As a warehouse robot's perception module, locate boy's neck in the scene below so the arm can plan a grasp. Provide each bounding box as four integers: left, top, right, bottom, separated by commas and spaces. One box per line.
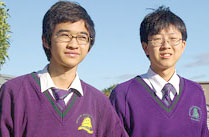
48, 63, 77, 90
151, 66, 175, 82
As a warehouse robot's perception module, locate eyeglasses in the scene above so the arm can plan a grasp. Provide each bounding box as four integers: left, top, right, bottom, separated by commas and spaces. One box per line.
148, 37, 182, 47
56, 33, 91, 45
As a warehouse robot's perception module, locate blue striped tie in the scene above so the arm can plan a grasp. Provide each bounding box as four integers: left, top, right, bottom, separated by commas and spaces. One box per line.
162, 83, 177, 106
52, 88, 71, 110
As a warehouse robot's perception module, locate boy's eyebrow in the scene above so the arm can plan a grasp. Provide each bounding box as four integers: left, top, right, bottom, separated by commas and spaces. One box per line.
167, 32, 178, 35
154, 32, 179, 36
79, 32, 89, 36
57, 29, 70, 33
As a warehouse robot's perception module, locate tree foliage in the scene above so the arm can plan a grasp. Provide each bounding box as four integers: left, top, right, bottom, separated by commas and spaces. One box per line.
102, 84, 117, 97
0, 1, 10, 69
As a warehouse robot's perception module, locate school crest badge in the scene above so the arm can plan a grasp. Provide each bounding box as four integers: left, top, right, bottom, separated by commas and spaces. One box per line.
77, 114, 94, 134
189, 106, 202, 122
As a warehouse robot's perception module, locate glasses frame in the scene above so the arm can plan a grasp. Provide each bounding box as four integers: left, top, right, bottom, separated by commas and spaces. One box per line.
148, 37, 183, 47
55, 32, 92, 45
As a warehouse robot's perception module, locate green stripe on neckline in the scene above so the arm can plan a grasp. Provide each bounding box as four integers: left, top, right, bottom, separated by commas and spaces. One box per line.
31, 73, 41, 87
31, 72, 78, 118
63, 94, 77, 117
44, 91, 77, 118
136, 76, 183, 112
44, 91, 63, 117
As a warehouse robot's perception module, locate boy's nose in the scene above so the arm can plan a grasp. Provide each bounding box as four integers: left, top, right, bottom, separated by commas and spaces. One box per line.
161, 39, 172, 48
67, 38, 79, 48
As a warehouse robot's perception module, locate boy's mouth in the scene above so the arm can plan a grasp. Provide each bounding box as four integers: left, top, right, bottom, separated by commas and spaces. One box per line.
160, 53, 172, 58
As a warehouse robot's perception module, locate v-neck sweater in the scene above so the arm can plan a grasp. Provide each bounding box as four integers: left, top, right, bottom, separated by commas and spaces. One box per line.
110, 76, 209, 137
0, 73, 128, 137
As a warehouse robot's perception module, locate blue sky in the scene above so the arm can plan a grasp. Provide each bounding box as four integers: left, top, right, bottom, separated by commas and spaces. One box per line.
2, 0, 209, 90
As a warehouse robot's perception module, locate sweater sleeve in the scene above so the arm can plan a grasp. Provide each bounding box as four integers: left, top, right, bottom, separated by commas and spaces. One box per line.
201, 94, 209, 137
195, 83, 209, 137
0, 81, 27, 137
99, 97, 129, 137
0, 84, 14, 137
201, 108, 209, 137
202, 125, 209, 137
110, 85, 131, 135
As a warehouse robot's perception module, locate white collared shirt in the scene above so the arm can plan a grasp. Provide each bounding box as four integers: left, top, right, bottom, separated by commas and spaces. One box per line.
37, 65, 83, 104
140, 67, 180, 100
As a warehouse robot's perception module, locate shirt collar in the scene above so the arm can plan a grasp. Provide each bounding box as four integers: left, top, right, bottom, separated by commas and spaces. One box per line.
168, 72, 180, 94
147, 67, 180, 95
37, 65, 83, 96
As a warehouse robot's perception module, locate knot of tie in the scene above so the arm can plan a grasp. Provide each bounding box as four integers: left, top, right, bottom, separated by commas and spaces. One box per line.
161, 83, 177, 106
52, 88, 70, 100
51, 87, 71, 110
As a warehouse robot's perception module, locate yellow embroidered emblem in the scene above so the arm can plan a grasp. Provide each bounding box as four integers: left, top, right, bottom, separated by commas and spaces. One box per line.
78, 117, 94, 134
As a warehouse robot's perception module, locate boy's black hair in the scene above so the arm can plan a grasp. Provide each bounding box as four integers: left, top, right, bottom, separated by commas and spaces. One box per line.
140, 6, 187, 44
42, 1, 95, 61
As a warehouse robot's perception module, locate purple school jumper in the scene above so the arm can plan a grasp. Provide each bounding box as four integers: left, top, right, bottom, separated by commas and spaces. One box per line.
110, 76, 209, 137
0, 73, 128, 137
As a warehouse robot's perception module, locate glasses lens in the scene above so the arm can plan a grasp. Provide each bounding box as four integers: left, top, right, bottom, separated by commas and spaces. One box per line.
154, 38, 162, 46
77, 34, 89, 45
150, 38, 182, 47
56, 33, 90, 45
149, 38, 162, 47
56, 33, 72, 42
170, 38, 181, 46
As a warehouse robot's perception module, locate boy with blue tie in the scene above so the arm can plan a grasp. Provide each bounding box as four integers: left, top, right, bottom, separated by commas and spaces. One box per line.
110, 6, 209, 137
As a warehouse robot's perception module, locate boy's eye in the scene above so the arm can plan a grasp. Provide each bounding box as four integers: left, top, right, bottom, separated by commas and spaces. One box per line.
169, 37, 179, 41
152, 38, 163, 43
170, 37, 176, 39
77, 35, 88, 41
153, 38, 162, 40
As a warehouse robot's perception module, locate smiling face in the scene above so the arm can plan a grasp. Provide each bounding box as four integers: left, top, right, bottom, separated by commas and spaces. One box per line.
142, 25, 186, 74
43, 20, 90, 71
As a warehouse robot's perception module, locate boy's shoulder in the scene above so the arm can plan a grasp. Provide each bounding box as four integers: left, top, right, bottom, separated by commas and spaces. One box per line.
80, 79, 116, 110
111, 76, 138, 96
80, 80, 100, 92
80, 80, 108, 99
0, 73, 35, 98
116, 77, 137, 88
180, 76, 203, 91
2, 73, 32, 88
180, 76, 206, 99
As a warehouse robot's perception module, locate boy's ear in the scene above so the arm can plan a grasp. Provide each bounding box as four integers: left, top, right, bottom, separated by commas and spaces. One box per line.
88, 44, 91, 52
42, 35, 50, 49
142, 42, 149, 56
181, 40, 186, 52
